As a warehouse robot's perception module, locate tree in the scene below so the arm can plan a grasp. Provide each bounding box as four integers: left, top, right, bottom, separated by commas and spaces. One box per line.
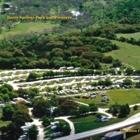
6, 22, 12, 31
133, 105, 138, 110
40, 116, 50, 127
12, 110, 31, 123
2, 105, 15, 120
55, 123, 71, 135
112, 59, 122, 67
105, 78, 113, 86
98, 79, 105, 86
15, 88, 29, 98
0, 87, 9, 94
32, 98, 51, 117
125, 68, 133, 75
3, 94, 10, 102
12, 104, 31, 122
0, 27, 3, 34
28, 125, 39, 140
118, 104, 130, 118
69, 109, 79, 117
79, 105, 89, 115
136, 81, 140, 88
27, 72, 38, 81
60, 100, 78, 115
89, 103, 98, 112
52, 107, 62, 117
14, 118, 25, 126
122, 79, 132, 86
29, 88, 39, 98
7, 122, 23, 140
0, 16, 7, 26
0, 126, 8, 137
126, 103, 130, 113
58, 86, 63, 91
108, 103, 120, 116
96, 113, 102, 119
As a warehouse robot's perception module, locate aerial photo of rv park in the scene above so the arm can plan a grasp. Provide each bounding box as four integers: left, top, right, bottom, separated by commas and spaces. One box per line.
0, 0, 140, 140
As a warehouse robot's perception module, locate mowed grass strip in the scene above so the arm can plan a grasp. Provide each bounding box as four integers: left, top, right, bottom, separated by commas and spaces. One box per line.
0, 22, 59, 39
104, 40, 140, 69
116, 32, 140, 41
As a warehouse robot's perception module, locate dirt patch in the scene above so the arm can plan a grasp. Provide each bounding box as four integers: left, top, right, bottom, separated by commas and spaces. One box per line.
95, 102, 107, 106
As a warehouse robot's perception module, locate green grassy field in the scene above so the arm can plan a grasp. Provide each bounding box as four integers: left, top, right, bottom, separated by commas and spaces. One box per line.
104, 40, 140, 69
0, 0, 4, 6
69, 114, 125, 133
70, 108, 140, 140
107, 89, 140, 106
0, 22, 59, 39
75, 89, 140, 108
116, 32, 140, 41
75, 96, 107, 107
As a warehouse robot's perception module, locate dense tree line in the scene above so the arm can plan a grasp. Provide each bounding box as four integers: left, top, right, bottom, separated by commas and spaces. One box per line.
26, 68, 120, 81
84, 0, 140, 24
0, 30, 119, 69
84, 24, 140, 38
117, 37, 140, 46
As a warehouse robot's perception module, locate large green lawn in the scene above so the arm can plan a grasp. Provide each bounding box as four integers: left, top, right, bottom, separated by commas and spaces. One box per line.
104, 40, 140, 69
70, 108, 140, 140
107, 89, 140, 106
0, 22, 59, 39
70, 113, 127, 133
75, 95, 108, 108
75, 89, 140, 108
116, 32, 140, 41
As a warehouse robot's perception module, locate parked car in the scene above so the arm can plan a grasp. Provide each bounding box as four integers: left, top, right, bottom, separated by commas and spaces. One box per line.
82, 95, 89, 99
51, 121, 59, 126
0, 104, 5, 108
96, 116, 109, 122
51, 125, 57, 130
50, 132, 64, 138
90, 95, 96, 98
